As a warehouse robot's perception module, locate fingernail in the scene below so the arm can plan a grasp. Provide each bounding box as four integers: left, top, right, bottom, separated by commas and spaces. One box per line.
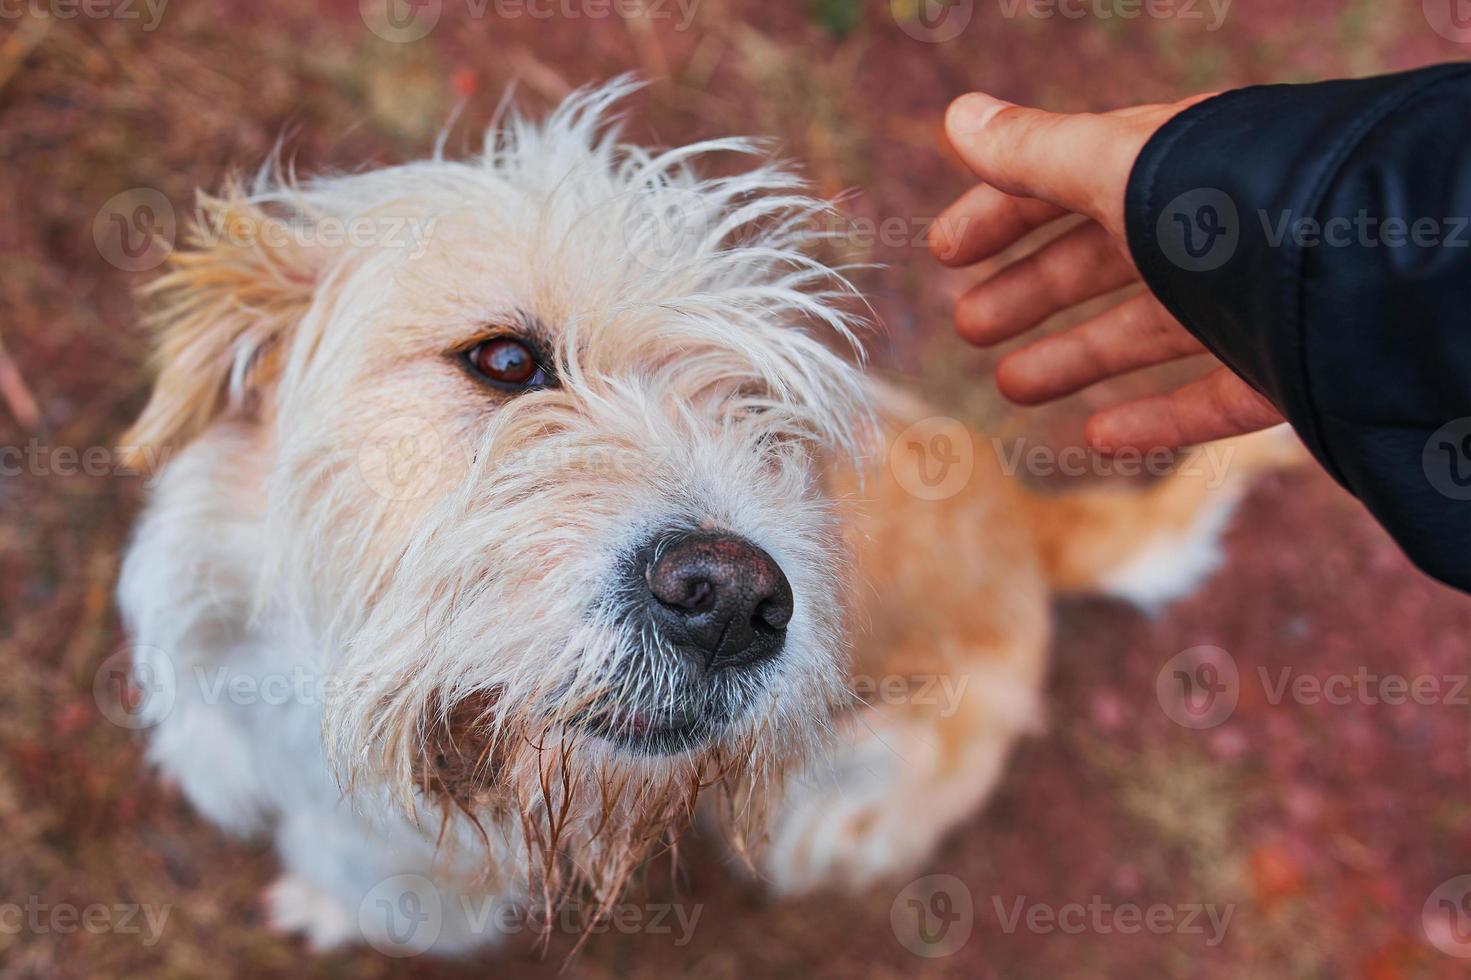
1084, 418, 1116, 454
928, 215, 961, 262
946, 93, 1010, 137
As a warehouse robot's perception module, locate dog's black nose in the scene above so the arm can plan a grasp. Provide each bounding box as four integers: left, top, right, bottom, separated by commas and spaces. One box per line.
641, 532, 793, 671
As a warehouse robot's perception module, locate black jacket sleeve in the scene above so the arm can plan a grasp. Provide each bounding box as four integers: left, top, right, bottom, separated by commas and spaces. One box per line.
1125, 63, 1471, 593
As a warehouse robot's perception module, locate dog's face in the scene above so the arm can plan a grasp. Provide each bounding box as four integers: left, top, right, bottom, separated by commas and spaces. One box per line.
127, 82, 871, 898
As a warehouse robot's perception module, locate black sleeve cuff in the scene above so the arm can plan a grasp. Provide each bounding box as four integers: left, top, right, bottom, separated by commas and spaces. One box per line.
1124, 63, 1471, 591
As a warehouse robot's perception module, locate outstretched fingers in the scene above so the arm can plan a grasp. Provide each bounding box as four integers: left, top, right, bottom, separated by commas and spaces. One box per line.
930, 183, 1067, 267
954, 220, 1136, 346
1085, 367, 1287, 452
995, 292, 1205, 405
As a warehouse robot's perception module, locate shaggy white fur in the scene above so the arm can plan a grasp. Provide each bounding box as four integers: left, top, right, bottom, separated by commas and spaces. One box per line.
118, 77, 1273, 957
119, 78, 876, 955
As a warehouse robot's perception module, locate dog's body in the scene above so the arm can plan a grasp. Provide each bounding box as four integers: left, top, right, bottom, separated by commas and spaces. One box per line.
117, 81, 1280, 954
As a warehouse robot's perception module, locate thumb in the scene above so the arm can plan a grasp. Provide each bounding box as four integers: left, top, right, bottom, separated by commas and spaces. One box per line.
944, 93, 1146, 232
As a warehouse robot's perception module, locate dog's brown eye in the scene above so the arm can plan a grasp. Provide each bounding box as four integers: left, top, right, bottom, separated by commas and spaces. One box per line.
467, 338, 551, 390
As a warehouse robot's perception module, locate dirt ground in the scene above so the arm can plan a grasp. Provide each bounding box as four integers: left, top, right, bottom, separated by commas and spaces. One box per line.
1, 2, 1468, 978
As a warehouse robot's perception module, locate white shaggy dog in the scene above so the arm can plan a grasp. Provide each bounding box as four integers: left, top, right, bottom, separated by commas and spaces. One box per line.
117, 79, 1281, 955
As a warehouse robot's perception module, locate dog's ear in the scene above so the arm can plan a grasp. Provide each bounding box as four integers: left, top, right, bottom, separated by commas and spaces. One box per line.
122, 181, 319, 469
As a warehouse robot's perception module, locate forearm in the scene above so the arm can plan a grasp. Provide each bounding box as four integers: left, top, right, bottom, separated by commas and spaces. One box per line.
1124, 64, 1471, 591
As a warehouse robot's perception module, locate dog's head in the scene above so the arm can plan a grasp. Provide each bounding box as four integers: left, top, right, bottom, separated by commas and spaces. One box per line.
126, 79, 871, 901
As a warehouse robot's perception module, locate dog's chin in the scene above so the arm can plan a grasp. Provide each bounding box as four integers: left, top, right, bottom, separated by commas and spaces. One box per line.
565, 642, 769, 757
575, 685, 751, 757
577, 687, 762, 756
583, 709, 723, 757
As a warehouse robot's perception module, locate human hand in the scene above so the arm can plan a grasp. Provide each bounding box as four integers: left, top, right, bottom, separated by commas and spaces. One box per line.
931, 92, 1285, 451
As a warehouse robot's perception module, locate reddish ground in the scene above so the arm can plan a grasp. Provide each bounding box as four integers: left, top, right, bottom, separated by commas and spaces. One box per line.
0, 2, 1467, 978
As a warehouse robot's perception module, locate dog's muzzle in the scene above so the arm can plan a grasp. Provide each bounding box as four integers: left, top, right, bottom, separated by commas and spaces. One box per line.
583, 530, 793, 755
637, 530, 793, 672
